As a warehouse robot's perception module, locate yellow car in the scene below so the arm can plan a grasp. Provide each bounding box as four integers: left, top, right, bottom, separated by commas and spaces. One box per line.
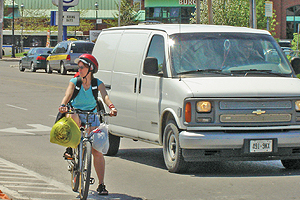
46, 40, 94, 75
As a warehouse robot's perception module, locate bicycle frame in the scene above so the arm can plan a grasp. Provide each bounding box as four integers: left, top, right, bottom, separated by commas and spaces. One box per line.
67, 109, 102, 200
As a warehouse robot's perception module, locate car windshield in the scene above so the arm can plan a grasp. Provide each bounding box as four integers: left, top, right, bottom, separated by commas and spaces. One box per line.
71, 43, 94, 53
169, 33, 293, 77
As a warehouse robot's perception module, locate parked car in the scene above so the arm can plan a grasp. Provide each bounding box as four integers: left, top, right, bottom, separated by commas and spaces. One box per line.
93, 24, 300, 173
19, 47, 52, 72
46, 39, 94, 75
282, 47, 298, 58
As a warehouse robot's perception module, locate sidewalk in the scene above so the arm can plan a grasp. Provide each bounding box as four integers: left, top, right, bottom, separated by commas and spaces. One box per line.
0, 57, 21, 61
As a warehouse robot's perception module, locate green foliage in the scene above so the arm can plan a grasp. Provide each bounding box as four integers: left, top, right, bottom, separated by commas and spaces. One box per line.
104, 0, 139, 27
191, 0, 278, 36
6, 7, 94, 33
291, 33, 300, 51
291, 33, 300, 58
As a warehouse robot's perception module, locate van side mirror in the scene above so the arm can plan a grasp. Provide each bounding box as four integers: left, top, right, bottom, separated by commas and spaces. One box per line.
23, 53, 27, 56
144, 57, 159, 76
291, 57, 300, 74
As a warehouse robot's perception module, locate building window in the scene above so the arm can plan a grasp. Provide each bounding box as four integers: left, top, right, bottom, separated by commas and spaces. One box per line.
146, 7, 195, 24
286, 5, 300, 39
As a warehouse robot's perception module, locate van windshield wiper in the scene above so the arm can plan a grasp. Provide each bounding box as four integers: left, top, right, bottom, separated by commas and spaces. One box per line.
177, 69, 230, 75
229, 69, 289, 77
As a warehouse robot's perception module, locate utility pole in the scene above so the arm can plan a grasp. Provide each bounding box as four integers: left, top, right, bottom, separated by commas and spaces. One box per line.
249, 0, 256, 28
196, 0, 200, 24
0, 0, 3, 59
57, 0, 63, 43
11, 0, 15, 58
208, 0, 213, 24
118, 0, 120, 27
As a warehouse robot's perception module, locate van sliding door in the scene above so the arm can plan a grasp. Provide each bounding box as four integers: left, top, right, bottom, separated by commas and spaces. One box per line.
109, 31, 150, 137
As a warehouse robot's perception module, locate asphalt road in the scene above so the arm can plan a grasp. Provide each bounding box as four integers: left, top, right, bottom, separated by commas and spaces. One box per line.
1, 60, 300, 200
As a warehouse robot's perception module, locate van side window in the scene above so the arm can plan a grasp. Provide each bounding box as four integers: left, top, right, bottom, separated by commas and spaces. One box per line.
145, 35, 165, 75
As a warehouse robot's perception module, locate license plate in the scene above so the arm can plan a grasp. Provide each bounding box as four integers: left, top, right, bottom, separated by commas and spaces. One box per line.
249, 139, 273, 153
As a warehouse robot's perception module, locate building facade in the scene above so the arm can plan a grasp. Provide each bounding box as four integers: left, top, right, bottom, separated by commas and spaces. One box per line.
5, 0, 300, 40
143, 0, 300, 40
273, 0, 300, 39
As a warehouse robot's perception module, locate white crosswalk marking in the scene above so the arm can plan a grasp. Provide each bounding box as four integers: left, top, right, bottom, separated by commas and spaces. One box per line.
0, 157, 76, 200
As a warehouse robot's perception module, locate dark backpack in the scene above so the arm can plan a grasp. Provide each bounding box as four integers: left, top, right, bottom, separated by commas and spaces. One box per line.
70, 77, 98, 103
55, 77, 101, 123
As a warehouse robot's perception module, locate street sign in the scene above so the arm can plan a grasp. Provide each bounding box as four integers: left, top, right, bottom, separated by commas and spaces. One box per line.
265, 1, 273, 17
53, 11, 80, 26
52, 0, 79, 7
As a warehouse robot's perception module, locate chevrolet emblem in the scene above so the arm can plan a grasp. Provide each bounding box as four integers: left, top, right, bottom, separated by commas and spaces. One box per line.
252, 109, 266, 115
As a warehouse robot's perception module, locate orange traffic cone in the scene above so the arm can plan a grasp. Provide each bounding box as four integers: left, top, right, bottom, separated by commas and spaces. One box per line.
0, 190, 11, 200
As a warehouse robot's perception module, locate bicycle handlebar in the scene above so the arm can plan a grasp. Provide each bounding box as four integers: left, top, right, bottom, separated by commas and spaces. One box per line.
65, 107, 110, 117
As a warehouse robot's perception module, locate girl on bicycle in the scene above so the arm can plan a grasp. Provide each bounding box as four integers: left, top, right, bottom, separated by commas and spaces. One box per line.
58, 53, 117, 195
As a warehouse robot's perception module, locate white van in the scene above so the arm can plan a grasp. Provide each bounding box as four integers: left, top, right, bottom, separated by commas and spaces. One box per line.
93, 24, 300, 173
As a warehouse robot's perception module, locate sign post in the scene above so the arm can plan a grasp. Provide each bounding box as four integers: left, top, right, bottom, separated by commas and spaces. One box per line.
265, 1, 273, 31
52, 0, 79, 41
0, 0, 3, 59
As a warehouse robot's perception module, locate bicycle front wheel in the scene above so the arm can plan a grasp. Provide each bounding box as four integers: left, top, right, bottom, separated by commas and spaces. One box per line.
71, 147, 80, 192
79, 141, 92, 200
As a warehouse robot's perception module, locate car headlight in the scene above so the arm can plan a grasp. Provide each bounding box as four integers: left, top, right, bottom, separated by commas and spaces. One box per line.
295, 101, 300, 111
197, 101, 211, 113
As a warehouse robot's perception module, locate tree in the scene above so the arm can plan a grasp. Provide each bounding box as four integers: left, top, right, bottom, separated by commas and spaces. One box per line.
105, 0, 140, 27
191, 0, 278, 37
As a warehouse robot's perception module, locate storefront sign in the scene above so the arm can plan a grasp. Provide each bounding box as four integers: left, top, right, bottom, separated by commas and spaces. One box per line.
52, 0, 79, 7
53, 11, 80, 26
179, 0, 196, 5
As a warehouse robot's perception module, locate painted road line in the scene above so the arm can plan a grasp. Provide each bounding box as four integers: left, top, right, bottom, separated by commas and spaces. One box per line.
6, 104, 28, 111
0, 124, 52, 135
0, 157, 76, 200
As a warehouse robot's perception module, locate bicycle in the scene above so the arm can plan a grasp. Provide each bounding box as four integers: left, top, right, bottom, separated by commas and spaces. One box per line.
65, 108, 109, 200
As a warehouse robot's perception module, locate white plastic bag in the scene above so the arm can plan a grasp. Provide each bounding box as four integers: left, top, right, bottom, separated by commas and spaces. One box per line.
92, 123, 109, 154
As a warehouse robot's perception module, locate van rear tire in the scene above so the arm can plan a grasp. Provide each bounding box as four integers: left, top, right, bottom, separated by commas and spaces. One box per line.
105, 132, 120, 156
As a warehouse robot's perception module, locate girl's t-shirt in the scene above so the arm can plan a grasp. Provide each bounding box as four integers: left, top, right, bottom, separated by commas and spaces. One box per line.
70, 77, 102, 111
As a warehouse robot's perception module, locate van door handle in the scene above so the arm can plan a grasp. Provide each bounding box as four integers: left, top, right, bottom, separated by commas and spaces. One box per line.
134, 78, 137, 93
139, 78, 142, 93
105, 84, 111, 90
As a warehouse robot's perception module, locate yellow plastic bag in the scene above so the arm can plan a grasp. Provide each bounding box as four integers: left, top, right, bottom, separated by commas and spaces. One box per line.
50, 117, 81, 148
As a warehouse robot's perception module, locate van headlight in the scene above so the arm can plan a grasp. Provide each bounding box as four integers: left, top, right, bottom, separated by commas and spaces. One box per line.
295, 101, 300, 111
197, 101, 211, 113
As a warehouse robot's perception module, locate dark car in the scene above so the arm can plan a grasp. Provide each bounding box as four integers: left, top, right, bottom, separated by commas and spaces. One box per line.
19, 47, 52, 72
281, 47, 298, 58
46, 39, 94, 75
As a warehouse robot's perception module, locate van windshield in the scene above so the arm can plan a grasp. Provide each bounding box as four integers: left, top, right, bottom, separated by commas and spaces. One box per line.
169, 33, 293, 77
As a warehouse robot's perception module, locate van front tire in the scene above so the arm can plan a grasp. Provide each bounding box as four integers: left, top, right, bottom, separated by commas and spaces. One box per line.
105, 132, 120, 156
163, 120, 187, 173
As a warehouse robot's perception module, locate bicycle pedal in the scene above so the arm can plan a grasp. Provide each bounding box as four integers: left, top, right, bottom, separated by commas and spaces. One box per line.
90, 177, 95, 184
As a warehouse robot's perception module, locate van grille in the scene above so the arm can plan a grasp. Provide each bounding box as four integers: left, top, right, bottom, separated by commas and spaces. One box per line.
220, 113, 291, 123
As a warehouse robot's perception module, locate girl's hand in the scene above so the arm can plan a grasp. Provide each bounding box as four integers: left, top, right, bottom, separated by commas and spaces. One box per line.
109, 104, 117, 116
59, 104, 68, 113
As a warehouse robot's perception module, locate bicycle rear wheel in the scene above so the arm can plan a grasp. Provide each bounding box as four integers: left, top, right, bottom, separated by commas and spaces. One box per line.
79, 141, 92, 200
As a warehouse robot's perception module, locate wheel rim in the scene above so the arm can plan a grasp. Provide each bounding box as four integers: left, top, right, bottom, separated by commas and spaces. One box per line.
47, 63, 50, 72
168, 133, 177, 161
60, 64, 64, 74
19, 62, 23, 70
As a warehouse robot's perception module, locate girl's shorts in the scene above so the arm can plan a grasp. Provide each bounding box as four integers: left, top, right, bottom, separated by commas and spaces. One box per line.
78, 113, 100, 127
